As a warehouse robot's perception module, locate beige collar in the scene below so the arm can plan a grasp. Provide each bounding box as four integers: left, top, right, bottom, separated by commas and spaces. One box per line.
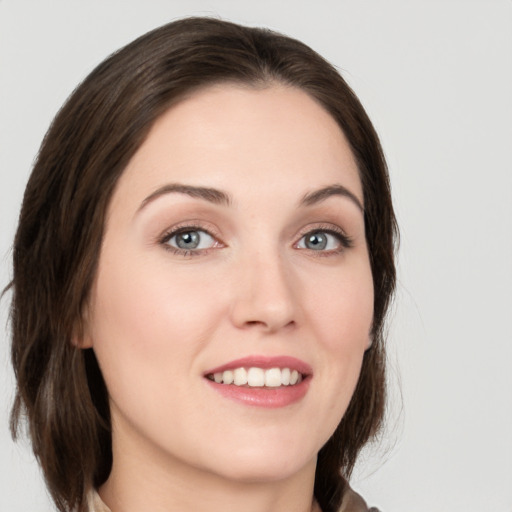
88, 490, 112, 512
88, 486, 375, 512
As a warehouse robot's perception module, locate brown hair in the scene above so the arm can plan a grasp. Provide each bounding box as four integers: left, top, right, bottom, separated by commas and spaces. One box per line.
8, 17, 397, 512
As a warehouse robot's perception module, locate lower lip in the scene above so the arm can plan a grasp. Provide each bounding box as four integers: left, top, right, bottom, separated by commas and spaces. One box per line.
205, 377, 311, 408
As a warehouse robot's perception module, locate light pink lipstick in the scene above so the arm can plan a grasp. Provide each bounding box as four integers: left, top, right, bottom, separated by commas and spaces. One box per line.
204, 355, 312, 408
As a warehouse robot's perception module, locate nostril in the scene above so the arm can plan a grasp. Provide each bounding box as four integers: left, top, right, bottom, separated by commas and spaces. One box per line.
246, 320, 263, 326
243, 319, 296, 331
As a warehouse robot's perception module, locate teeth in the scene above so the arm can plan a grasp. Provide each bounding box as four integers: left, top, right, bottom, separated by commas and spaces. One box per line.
210, 367, 304, 387
265, 368, 281, 387
233, 368, 248, 386
247, 367, 265, 386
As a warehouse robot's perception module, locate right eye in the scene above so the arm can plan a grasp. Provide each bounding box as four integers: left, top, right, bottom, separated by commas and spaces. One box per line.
162, 227, 218, 254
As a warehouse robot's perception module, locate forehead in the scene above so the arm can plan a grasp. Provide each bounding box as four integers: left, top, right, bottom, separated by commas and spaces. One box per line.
110, 83, 362, 212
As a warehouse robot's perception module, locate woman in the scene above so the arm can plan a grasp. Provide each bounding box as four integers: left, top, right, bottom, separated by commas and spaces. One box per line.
8, 17, 397, 512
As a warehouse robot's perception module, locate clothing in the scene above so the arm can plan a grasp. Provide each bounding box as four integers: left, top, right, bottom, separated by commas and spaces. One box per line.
88, 485, 380, 512
89, 491, 110, 512
341, 485, 381, 512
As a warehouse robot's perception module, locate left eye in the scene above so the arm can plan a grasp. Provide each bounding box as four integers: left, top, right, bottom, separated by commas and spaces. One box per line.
296, 230, 343, 251
165, 229, 216, 251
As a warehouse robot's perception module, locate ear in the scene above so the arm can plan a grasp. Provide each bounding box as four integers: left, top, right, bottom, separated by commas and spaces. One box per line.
365, 324, 375, 350
72, 326, 94, 349
71, 306, 94, 349
72, 332, 93, 349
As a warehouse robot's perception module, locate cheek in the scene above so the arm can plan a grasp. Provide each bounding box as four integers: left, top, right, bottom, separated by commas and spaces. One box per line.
306, 259, 374, 351
302, 257, 374, 420
87, 251, 223, 389
86, 253, 229, 442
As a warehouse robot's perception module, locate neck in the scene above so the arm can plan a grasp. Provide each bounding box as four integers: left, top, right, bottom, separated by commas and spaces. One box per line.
100, 424, 320, 512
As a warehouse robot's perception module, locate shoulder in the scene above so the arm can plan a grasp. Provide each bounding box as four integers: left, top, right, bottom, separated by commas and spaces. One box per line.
339, 483, 381, 512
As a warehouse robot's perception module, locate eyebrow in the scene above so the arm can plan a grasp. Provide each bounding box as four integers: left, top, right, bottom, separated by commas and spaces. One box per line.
137, 182, 363, 213
299, 184, 364, 212
138, 183, 232, 212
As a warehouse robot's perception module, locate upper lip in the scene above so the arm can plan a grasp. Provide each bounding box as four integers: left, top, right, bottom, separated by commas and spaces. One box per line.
204, 355, 313, 376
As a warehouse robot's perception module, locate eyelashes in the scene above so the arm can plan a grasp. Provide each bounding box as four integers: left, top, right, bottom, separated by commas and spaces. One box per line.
158, 222, 222, 257
158, 222, 354, 258
295, 226, 353, 253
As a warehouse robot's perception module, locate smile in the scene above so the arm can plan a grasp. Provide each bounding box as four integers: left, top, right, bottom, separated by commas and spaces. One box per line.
207, 367, 303, 387
204, 356, 312, 408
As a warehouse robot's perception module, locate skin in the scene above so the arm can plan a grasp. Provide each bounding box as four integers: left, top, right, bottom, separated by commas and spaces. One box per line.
81, 84, 374, 512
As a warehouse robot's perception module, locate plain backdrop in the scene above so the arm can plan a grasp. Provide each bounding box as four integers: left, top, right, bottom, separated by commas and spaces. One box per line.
1, 1, 511, 511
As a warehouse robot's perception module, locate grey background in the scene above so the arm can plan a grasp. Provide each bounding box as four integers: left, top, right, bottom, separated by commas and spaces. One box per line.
1, 1, 511, 511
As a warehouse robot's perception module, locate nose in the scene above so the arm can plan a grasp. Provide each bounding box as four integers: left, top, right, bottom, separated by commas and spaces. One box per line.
230, 250, 298, 333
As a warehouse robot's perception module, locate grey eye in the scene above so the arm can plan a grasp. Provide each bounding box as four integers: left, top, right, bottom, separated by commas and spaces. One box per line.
175, 231, 200, 249
304, 232, 328, 250
297, 230, 344, 251
167, 230, 215, 251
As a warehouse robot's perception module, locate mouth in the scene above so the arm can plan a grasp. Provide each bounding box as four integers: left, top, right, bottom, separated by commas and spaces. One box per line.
204, 356, 312, 408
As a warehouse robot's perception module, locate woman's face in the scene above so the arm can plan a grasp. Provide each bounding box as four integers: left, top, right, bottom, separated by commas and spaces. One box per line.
84, 84, 373, 483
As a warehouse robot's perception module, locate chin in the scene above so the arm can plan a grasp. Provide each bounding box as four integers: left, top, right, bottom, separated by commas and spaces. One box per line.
195, 435, 318, 484
209, 456, 315, 484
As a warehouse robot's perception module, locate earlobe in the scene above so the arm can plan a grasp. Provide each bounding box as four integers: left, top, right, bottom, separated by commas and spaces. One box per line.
71, 312, 94, 349
72, 332, 94, 349
365, 318, 377, 350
